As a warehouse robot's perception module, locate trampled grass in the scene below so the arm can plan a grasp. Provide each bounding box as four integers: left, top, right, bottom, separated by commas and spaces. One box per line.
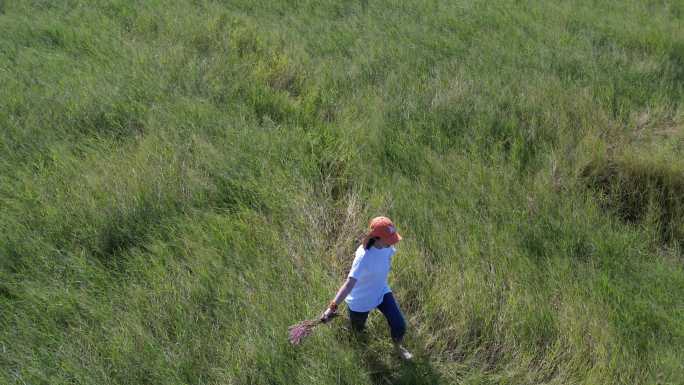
1, 1, 683, 384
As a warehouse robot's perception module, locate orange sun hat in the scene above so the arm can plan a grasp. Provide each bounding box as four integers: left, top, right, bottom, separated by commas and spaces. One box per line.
366, 216, 402, 245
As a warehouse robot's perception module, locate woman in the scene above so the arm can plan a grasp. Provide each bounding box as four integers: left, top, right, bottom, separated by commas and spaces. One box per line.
320, 216, 413, 360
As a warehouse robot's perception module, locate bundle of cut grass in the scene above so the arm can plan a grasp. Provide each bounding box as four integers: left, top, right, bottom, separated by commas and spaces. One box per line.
288, 314, 338, 345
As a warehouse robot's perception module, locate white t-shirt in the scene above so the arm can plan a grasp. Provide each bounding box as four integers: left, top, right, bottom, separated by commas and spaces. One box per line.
345, 244, 396, 312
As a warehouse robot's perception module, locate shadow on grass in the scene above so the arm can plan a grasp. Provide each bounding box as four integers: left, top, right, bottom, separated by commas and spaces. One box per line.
341, 321, 444, 385
363, 350, 443, 385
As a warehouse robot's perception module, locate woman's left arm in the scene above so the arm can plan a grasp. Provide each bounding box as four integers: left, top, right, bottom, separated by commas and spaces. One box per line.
332, 276, 356, 305
320, 277, 357, 321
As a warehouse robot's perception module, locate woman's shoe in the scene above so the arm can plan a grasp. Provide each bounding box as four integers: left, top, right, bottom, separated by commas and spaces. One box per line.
395, 344, 413, 361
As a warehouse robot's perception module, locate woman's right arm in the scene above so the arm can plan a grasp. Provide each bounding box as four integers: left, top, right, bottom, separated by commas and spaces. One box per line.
320, 277, 357, 321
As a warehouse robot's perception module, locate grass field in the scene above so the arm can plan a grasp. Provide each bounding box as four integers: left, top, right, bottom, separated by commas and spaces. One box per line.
1, 1, 683, 384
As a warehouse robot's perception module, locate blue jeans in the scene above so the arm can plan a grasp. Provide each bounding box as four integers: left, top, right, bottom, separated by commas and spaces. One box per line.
348, 292, 407, 342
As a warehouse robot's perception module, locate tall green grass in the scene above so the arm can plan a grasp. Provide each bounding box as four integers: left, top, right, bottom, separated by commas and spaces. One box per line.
1, 1, 683, 384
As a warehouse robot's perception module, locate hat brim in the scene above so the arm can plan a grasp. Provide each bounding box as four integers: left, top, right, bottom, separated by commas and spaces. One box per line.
384, 232, 402, 245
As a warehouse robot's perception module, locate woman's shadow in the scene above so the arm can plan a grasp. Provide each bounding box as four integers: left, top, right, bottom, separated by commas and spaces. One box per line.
340, 316, 443, 385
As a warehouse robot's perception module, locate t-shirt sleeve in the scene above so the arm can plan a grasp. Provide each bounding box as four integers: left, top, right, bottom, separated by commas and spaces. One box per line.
348, 254, 366, 279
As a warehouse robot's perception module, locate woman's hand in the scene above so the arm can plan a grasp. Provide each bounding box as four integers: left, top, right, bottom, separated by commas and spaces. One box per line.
320, 307, 337, 323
